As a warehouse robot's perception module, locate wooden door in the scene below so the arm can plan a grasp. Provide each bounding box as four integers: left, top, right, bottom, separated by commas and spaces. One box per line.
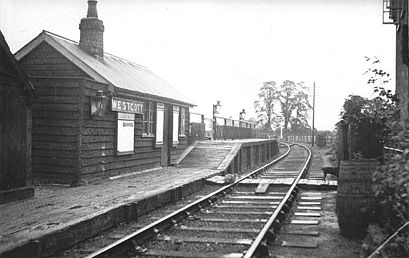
160, 104, 172, 166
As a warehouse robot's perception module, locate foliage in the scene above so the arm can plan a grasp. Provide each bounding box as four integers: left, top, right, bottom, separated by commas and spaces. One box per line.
254, 80, 312, 137
290, 117, 311, 135
368, 144, 409, 257
340, 95, 391, 143
357, 57, 408, 257
254, 81, 276, 131
315, 132, 327, 148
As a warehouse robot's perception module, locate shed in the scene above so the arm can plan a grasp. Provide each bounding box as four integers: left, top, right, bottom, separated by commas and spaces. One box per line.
0, 30, 35, 203
14, 1, 195, 185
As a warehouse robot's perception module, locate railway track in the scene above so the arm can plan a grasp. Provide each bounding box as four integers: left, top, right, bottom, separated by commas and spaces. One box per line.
85, 143, 311, 258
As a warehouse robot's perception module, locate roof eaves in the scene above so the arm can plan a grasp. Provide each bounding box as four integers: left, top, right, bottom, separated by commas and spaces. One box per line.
14, 30, 108, 85
0, 30, 35, 95
115, 87, 195, 108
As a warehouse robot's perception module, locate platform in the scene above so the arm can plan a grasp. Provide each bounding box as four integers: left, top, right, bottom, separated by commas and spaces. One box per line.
0, 139, 276, 257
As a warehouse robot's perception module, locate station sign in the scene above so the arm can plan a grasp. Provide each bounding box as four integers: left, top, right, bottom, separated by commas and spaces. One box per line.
111, 97, 143, 114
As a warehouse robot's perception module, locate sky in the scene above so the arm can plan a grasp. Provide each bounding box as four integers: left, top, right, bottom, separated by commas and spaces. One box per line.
0, 0, 396, 130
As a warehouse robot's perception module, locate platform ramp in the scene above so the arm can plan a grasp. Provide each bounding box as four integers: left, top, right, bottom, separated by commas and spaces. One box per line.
177, 141, 236, 169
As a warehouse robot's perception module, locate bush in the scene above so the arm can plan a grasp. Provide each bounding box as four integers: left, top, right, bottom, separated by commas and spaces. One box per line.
316, 132, 327, 147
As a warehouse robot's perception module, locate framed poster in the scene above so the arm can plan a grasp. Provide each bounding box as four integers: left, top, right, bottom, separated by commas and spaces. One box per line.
117, 113, 135, 155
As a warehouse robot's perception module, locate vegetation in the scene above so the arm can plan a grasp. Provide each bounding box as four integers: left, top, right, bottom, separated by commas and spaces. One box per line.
340, 57, 408, 257
254, 80, 311, 137
315, 132, 328, 147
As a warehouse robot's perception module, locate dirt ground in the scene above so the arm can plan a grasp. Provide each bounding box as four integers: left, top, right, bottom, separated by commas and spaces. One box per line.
270, 145, 364, 258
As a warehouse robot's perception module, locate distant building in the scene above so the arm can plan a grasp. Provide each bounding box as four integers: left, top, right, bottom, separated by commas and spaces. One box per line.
0, 30, 35, 202
14, 0, 194, 185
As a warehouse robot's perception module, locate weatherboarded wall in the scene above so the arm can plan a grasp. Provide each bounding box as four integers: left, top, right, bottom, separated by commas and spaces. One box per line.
18, 42, 190, 184
28, 78, 83, 183
0, 46, 32, 190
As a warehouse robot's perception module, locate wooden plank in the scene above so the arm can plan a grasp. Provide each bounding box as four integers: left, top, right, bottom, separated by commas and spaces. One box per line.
32, 118, 78, 128
281, 230, 320, 236
32, 157, 77, 166
156, 235, 253, 245
301, 192, 322, 195
32, 164, 77, 174
297, 206, 321, 210
83, 128, 115, 136
36, 96, 79, 104
215, 204, 277, 209
301, 196, 322, 200
230, 196, 283, 200
201, 210, 272, 216
32, 141, 77, 151
34, 87, 79, 96
33, 126, 78, 136
141, 250, 243, 258
33, 149, 78, 158
33, 103, 78, 112
294, 212, 321, 217
298, 202, 321, 205
281, 240, 318, 248
198, 218, 267, 223
179, 226, 259, 233
291, 220, 319, 225
255, 183, 270, 194
32, 135, 77, 143
32, 110, 78, 119
221, 200, 280, 205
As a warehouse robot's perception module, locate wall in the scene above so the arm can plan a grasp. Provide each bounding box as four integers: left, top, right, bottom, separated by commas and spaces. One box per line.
28, 78, 82, 183
81, 84, 190, 180
396, 21, 409, 121
19, 41, 191, 184
224, 140, 279, 175
0, 47, 32, 190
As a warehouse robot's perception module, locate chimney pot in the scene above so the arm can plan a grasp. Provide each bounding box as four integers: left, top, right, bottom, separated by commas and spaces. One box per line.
79, 0, 104, 57
87, 0, 98, 18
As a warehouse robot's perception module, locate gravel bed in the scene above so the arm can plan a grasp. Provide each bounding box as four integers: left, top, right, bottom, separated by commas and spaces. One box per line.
144, 238, 250, 254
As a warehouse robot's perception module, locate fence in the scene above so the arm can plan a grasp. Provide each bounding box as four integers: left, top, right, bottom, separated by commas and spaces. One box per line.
189, 112, 256, 141
286, 134, 335, 145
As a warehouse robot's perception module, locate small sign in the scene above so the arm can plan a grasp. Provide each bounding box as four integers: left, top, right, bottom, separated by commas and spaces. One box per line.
118, 112, 135, 121
117, 119, 134, 154
111, 97, 143, 114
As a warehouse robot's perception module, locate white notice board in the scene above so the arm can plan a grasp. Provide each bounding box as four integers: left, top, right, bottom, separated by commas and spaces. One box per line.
156, 103, 164, 145
172, 106, 179, 145
117, 113, 135, 154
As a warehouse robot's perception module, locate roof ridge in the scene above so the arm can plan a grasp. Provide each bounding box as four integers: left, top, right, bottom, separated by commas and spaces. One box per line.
43, 30, 148, 70
43, 30, 78, 44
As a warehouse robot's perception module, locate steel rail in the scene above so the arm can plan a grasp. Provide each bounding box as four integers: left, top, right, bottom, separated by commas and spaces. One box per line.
243, 142, 312, 258
85, 143, 291, 258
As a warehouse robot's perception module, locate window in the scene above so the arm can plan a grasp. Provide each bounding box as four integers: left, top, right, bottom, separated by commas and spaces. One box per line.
143, 101, 155, 136
179, 107, 186, 136
156, 103, 164, 145
172, 106, 179, 145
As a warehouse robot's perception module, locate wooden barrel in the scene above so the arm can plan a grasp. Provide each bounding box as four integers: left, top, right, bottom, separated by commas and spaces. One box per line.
336, 159, 379, 238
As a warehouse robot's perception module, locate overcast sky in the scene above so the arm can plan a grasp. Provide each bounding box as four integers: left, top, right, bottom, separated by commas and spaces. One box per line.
0, 0, 396, 130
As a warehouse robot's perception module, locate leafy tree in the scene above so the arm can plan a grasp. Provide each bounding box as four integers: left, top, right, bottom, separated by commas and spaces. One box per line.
254, 81, 276, 131
254, 80, 312, 138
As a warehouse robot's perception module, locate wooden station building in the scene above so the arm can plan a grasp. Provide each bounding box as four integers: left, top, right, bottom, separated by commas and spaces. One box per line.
14, 0, 194, 185
0, 30, 35, 203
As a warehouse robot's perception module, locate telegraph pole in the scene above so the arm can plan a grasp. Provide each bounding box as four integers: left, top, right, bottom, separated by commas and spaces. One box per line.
312, 82, 316, 146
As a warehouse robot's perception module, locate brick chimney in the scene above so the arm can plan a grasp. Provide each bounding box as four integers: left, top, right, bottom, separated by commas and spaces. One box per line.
79, 0, 104, 57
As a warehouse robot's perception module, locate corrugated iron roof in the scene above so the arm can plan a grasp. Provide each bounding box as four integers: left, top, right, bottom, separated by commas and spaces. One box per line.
16, 31, 194, 106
